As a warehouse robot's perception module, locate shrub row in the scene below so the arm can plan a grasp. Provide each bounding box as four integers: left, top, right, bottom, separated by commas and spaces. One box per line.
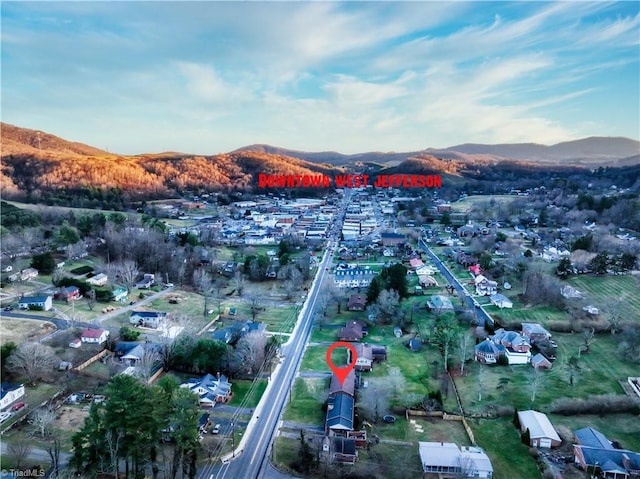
550, 394, 640, 416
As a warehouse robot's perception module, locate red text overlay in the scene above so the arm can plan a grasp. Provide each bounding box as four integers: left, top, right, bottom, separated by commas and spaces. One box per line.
258, 174, 442, 188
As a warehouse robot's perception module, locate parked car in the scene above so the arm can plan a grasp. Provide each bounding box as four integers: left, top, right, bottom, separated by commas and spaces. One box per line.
212, 424, 221, 434
0, 412, 12, 423
10, 402, 26, 412
3, 306, 14, 311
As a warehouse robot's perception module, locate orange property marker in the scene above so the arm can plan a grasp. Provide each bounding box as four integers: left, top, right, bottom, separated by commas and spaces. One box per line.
326, 341, 358, 386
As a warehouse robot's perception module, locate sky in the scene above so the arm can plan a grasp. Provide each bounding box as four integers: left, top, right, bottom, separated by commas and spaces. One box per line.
1, 1, 639, 155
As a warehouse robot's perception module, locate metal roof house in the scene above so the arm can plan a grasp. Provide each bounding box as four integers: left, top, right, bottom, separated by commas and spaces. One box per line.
325, 394, 354, 434
418, 442, 493, 478
517, 410, 561, 448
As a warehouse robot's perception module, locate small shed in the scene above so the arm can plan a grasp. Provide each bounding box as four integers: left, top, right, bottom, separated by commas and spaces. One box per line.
393, 327, 403, 338
408, 338, 422, 352
531, 353, 552, 370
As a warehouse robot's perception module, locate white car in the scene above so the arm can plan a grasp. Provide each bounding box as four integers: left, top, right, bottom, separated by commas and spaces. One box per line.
0, 411, 12, 423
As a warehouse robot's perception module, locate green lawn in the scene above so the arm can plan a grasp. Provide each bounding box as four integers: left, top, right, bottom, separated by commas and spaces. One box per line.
550, 414, 640, 452
228, 379, 267, 408
282, 377, 327, 425
452, 332, 638, 415
468, 417, 540, 479
567, 274, 640, 318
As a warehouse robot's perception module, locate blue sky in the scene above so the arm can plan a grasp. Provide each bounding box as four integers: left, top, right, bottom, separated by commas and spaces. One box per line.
2, 1, 639, 155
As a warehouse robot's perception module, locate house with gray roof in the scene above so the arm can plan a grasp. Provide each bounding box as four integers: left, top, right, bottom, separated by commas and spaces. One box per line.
427, 295, 453, 312
181, 373, 232, 407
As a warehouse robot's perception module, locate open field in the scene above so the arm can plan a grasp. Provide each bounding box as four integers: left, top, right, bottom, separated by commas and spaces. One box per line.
273, 436, 423, 479
450, 195, 519, 214
550, 414, 640, 452
451, 332, 638, 415
0, 317, 57, 345
283, 377, 327, 425
567, 274, 640, 317
468, 417, 541, 479
228, 379, 267, 409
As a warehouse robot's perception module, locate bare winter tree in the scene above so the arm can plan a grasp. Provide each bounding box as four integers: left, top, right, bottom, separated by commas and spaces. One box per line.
7, 342, 58, 385
193, 269, 213, 319
233, 270, 245, 296
245, 289, 261, 322
137, 348, 161, 383
367, 289, 403, 325
113, 260, 139, 293
601, 296, 629, 335
235, 331, 267, 376
530, 367, 544, 403
8, 436, 32, 469
476, 365, 486, 402
279, 264, 303, 300
86, 288, 96, 312
580, 327, 596, 356
454, 454, 476, 479
31, 406, 56, 438
357, 377, 392, 423
387, 367, 407, 403
457, 329, 474, 375
46, 434, 62, 478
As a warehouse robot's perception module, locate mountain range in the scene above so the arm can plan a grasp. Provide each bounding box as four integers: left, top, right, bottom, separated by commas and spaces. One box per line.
1, 122, 638, 202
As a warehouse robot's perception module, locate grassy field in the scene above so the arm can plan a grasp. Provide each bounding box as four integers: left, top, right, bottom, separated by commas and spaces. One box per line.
273, 436, 423, 479
228, 379, 267, 408
452, 332, 638, 415
468, 417, 540, 479
567, 274, 640, 316
0, 317, 57, 345
450, 195, 517, 214
283, 377, 327, 425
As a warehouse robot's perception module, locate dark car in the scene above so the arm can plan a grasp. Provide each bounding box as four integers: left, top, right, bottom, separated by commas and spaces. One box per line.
3, 306, 14, 311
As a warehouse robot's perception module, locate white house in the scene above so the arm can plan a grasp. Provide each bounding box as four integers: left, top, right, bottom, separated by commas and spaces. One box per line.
0, 382, 25, 410
81, 328, 109, 344
489, 293, 513, 309
419, 442, 493, 478
86, 273, 108, 287
517, 410, 561, 448
18, 295, 53, 311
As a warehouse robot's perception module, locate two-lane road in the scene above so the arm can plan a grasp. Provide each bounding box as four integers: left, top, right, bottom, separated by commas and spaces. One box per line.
418, 238, 494, 328
198, 239, 337, 479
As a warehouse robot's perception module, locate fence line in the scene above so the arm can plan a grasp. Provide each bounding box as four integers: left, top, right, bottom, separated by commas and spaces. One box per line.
74, 349, 110, 371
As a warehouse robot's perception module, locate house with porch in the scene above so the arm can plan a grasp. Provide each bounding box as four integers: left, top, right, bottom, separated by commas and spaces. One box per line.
129, 310, 167, 329
181, 373, 232, 407
574, 427, 640, 478
18, 295, 52, 311
81, 328, 109, 344
419, 442, 493, 478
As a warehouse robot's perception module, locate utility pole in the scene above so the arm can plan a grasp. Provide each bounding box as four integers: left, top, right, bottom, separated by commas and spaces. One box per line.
231, 421, 235, 458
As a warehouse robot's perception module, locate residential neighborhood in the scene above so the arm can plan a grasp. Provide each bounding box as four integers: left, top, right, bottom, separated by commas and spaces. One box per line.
1, 181, 639, 479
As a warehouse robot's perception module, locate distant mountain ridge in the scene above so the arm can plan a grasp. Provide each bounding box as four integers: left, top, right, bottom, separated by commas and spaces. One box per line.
235, 137, 640, 167
1, 122, 638, 202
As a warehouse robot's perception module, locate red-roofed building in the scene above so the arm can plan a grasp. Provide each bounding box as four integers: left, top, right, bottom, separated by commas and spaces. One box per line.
81, 328, 109, 344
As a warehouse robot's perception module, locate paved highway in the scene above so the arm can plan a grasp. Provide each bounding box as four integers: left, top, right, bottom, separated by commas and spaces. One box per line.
418, 237, 494, 328
198, 201, 347, 479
